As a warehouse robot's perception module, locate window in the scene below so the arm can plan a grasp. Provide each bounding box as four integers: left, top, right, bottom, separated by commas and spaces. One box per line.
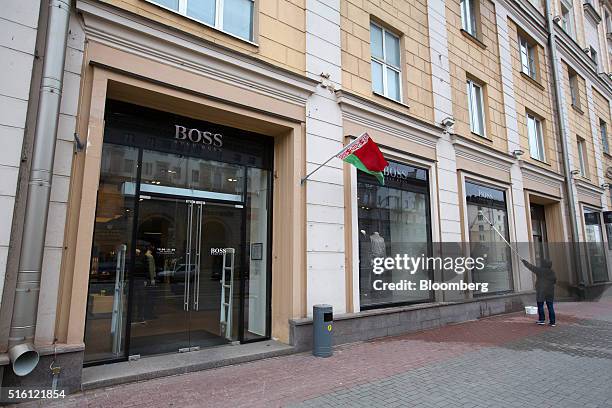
560, 0, 575, 38
357, 161, 432, 308
370, 22, 401, 102
149, 0, 254, 41
467, 79, 486, 136
527, 113, 545, 161
589, 46, 599, 69
519, 37, 537, 79
601, 119, 609, 154
460, 0, 478, 36
577, 137, 588, 177
569, 70, 580, 108
606, 10, 612, 33
465, 182, 513, 294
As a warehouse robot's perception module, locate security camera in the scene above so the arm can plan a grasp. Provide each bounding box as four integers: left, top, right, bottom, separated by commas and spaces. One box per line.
553, 15, 561, 23
571, 169, 581, 176
512, 149, 525, 159
440, 117, 455, 128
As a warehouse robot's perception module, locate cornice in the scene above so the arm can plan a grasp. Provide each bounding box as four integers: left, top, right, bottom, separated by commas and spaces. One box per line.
554, 24, 612, 97
76, 0, 318, 107
575, 177, 605, 198
519, 160, 565, 189
450, 133, 515, 172
583, 1, 602, 25
335, 90, 442, 149
499, 0, 548, 44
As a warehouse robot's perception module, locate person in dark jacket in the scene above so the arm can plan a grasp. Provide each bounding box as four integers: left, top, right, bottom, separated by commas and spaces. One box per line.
522, 258, 557, 326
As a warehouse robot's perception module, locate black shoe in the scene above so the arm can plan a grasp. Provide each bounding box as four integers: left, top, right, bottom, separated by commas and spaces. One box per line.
549, 323, 556, 327
536, 320, 545, 325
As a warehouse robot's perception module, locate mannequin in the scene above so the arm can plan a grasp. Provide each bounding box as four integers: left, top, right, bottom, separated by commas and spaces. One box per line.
370, 232, 386, 258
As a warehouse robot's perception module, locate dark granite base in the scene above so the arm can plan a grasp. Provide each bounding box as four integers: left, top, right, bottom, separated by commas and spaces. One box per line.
1, 350, 83, 394
289, 292, 536, 351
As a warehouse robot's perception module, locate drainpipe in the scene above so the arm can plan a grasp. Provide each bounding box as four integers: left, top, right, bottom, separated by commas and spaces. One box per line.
544, 0, 585, 287
8, 0, 71, 376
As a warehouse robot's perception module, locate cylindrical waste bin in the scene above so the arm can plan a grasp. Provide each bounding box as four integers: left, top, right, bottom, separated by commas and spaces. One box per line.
313, 304, 333, 357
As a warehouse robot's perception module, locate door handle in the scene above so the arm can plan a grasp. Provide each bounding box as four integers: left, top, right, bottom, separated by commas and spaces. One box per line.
184, 201, 193, 312
193, 202, 203, 311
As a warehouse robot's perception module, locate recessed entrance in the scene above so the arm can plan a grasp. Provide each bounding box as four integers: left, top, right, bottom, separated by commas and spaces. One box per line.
83, 101, 273, 364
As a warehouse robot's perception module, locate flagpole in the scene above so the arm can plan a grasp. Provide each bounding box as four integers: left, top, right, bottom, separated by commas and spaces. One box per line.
300, 133, 366, 185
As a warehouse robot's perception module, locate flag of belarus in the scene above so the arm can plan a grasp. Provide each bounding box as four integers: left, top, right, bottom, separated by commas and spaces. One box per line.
337, 133, 389, 185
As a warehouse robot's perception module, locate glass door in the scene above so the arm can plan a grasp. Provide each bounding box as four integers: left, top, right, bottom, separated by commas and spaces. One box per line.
189, 202, 243, 347
129, 196, 191, 356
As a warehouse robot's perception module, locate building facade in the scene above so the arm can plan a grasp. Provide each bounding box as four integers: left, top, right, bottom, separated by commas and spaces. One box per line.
1, 0, 612, 391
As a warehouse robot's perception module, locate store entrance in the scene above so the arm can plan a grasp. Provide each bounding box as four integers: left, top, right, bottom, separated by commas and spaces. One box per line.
129, 196, 243, 356
83, 100, 273, 364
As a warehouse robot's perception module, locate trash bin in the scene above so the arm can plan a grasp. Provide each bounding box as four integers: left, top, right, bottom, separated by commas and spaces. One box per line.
313, 304, 333, 357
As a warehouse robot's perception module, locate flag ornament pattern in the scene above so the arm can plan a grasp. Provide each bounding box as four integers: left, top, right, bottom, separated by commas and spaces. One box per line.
337, 133, 389, 185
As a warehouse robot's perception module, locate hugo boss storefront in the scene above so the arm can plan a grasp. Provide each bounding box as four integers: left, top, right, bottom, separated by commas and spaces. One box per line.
83, 101, 274, 364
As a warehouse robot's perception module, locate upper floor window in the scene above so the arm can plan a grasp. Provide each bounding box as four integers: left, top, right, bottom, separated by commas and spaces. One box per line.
589, 46, 599, 69
148, 0, 254, 42
601, 119, 609, 154
460, 0, 478, 36
577, 137, 588, 177
467, 79, 486, 137
370, 22, 401, 102
519, 37, 537, 79
527, 113, 545, 161
560, 0, 575, 38
569, 69, 581, 109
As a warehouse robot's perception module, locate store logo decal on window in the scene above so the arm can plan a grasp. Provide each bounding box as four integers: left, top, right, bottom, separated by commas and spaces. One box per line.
174, 125, 223, 149
210, 248, 227, 255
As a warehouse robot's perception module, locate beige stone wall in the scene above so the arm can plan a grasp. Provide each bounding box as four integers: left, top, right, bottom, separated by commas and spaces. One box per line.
339, 0, 434, 122
593, 88, 612, 207
562, 63, 597, 183
97, 0, 306, 73
446, 0, 507, 151
508, 20, 560, 173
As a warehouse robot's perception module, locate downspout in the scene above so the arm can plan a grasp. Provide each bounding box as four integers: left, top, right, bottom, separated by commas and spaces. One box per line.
544, 0, 585, 286
8, 0, 71, 376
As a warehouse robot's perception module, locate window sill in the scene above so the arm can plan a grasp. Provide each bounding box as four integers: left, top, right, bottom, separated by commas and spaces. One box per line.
519, 71, 545, 90
528, 156, 551, 166
144, 0, 259, 48
470, 131, 493, 142
571, 103, 584, 115
372, 91, 410, 109
460, 29, 487, 49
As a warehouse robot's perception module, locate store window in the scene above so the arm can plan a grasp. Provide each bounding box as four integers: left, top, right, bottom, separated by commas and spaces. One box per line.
465, 181, 513, 294
148, 0, 255, 41
584, 209, 609, 282
357, 161, 432, 309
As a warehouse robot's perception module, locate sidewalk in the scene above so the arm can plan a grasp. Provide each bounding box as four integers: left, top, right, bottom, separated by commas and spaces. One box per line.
21, 300, 612, 407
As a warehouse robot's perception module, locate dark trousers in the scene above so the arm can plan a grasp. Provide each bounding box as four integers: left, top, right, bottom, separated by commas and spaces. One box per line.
537, 301, 555, 324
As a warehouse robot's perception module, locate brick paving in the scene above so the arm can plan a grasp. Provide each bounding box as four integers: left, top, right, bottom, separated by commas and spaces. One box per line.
20, 300, 612, 407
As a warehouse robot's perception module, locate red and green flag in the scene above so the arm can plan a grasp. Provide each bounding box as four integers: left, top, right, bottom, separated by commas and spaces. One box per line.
337, 133, 388, 185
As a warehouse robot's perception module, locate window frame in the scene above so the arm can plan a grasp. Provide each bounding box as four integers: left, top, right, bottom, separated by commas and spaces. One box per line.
601, 119, 609, 154
466, 79, 486, 137
460, 0, 478, 37
527, 113, 546, 161
519, 36, 537, 80
560, 0, 575, 38
370, 21, 403, 103
145, 0, 256, 43
577, 137, 588, 177
569, 71, 580, 109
